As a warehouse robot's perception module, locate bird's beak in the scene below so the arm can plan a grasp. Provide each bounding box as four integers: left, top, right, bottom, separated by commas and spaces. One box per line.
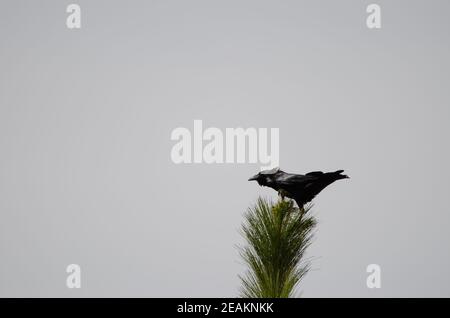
248, 174, 258, 181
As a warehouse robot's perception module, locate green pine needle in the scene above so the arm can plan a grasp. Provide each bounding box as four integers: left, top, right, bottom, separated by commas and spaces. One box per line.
238, 197, 317, 298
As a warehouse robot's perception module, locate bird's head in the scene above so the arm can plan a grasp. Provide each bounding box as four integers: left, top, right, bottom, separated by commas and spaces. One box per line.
248, 172, 265, 185
248, 167, 280, 186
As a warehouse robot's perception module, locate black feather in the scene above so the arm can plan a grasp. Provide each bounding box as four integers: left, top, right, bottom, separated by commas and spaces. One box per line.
248, 168, 349, 208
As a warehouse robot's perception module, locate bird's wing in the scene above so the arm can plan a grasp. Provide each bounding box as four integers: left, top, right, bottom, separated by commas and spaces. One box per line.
305, 171, 324, 177
275, 173, 311, 186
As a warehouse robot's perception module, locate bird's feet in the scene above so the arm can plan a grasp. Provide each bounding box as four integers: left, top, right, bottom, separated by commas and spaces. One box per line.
277, 189, 288, 201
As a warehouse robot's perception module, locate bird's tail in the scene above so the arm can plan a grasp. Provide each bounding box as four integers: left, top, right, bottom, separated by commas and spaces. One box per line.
333, 170, 349, 180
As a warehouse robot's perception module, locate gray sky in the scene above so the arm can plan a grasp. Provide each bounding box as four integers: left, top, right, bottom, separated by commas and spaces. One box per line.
1, 0, 450, 297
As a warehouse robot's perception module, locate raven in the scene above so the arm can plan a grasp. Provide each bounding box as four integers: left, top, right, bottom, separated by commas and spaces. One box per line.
248, 168, 349, 208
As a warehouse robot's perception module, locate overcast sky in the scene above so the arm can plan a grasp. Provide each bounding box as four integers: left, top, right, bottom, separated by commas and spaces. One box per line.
1, 0, 450, 297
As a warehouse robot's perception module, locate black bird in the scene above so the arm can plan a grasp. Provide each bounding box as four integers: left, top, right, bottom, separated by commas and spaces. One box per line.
248, 168, 349, 208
